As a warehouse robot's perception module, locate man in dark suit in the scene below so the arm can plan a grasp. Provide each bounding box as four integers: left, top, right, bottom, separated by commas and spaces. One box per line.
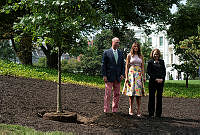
102, 37, 125, 113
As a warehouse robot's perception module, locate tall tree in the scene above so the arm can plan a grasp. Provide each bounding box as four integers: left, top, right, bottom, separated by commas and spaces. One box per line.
167, 0, 200, 87
167, 0, 200, 44
0, 0, 33, 65
179, 34, 200, 66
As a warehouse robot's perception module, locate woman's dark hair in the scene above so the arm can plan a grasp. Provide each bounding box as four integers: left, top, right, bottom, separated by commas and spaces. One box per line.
130, 42, 141, 57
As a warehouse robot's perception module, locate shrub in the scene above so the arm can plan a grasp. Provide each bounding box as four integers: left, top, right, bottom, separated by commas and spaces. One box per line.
80, 46, 102, 76
34, 57, 47, 67
61, 58, 82, 73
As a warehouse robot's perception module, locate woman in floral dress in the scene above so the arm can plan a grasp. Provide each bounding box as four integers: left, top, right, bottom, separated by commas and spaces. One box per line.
122, 42, 145, 116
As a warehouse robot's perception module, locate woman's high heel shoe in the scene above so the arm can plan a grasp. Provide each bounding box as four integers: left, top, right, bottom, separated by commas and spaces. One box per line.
129, 108, 133, 115
137, 111, 141, 117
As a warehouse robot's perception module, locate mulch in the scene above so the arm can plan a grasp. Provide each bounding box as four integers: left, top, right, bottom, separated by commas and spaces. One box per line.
0, 75, 199, 135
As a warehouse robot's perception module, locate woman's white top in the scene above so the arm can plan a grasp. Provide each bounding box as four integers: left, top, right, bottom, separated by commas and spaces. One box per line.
129, 54, 142, 66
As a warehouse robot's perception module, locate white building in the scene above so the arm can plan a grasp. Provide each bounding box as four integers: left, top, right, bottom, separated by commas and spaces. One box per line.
133, 25, 183, 80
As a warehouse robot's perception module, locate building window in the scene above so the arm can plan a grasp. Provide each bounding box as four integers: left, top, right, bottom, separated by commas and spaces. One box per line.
159, 36, 163, 46
160, 52, 163, 59
148, 37, 152, 45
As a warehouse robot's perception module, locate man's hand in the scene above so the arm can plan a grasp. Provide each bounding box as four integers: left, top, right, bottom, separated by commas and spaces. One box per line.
103, 76, 108, 83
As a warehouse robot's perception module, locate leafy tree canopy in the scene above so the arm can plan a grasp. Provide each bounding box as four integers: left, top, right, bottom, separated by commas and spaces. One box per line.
2, 0, 101, 56
0, 0, 27, 39
167, 0, 200, 44
167, 0, 200, 66
167, 0, 200, 81
95, 0, 181, 30
179, 35, 200, 66
1, 0, 182, 60
2, 0, 181, 50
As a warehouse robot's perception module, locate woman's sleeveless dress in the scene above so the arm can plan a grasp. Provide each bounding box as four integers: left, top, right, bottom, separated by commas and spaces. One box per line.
122, 55, 145, 96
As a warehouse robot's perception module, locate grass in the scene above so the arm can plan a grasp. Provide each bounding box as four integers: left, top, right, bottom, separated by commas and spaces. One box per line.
0, 59, 105, 88
0, 124, 72, 135
0, 59, 200, 134
163, 80, 200, 98
0, 59, 199, 98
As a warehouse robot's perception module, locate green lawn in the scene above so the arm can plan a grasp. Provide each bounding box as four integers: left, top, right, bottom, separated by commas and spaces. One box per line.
0, 59, 199, 98
0, 124, 72, 135
163, 80, 200, 98
166, 80, 200, 85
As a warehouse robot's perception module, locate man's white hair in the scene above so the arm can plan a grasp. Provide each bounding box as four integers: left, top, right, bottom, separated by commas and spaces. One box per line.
112, 37, 119, 42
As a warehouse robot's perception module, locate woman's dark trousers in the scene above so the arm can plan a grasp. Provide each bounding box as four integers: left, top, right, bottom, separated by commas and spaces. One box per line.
148, 80, 164, 117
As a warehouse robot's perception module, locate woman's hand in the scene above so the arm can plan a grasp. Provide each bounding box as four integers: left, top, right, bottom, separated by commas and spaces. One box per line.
158, 79, 163, 83
155, 79, 163, 83
125, 78, 129, 83
125, 79, 131, 87
143, 77, 146, 83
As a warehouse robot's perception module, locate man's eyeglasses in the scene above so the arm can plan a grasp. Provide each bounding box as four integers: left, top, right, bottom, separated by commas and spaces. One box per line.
116, 42, 120, 44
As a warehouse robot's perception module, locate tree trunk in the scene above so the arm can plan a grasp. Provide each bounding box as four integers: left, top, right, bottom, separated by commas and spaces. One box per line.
41, 44, 58, 69
57, 46, 62, 113
177, 71, 180, 80
11, 35, 32, 65
186, 72, 188, 88
46, 52, 58, 69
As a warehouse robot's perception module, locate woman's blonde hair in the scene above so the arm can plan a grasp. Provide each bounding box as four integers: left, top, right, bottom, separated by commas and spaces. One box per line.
150, 48, 161, 59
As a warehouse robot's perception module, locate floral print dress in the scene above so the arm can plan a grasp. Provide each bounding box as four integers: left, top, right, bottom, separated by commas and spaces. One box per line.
122, 55, 145, 96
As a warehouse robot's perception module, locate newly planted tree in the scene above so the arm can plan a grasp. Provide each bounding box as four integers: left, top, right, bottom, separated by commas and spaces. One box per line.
8, 0, 100, 113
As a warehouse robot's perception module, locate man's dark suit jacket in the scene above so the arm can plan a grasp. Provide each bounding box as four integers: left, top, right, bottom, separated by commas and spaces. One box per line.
102, 48, 125, 82
147, 59, 166, 84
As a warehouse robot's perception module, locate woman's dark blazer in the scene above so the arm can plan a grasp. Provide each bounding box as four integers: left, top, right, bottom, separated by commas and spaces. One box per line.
147, 59, 166, 83
101, 48, 125, 82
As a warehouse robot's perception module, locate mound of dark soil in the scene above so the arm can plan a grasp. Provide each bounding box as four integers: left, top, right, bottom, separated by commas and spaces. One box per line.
0, 75, 199, 134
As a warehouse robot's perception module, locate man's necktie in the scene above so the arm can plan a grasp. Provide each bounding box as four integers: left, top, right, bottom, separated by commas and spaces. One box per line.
113, 50, 118, 64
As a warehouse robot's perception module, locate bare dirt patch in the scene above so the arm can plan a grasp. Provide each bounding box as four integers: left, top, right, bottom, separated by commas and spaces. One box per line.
0, 75, 199, 134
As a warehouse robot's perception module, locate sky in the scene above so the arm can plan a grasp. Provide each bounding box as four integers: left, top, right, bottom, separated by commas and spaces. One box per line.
170, 0, 187, 14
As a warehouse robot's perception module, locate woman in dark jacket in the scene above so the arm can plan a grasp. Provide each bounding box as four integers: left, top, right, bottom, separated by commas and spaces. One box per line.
147, 49, 166, 118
